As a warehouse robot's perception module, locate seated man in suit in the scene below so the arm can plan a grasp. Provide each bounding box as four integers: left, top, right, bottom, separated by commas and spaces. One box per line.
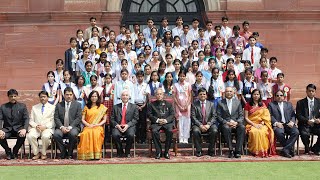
148, 88, 175, 159
191, 88, 218, 157
27, 91, 55, 160
53, 87, 82, 159
268, 90, 299, 158
111, 90, 138, 158
296, 84, 320, 155
0, 89, 29, 160
217, 87, 245, 158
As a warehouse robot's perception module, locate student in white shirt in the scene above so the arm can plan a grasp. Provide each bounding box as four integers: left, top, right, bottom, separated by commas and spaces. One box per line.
172, 16, 184, 37
143, 17, 154, 39
221, 16, 232, 42
187, 18, 200, 41
242, 36, 261, 71
88, 27, 100, 49
134, 71, 149, 144
172, 36, 185, 60
204, 20, 216, 40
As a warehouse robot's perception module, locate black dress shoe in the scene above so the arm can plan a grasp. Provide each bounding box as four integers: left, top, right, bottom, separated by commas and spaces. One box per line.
228, 150, 234, 158
155, 153, 161, 159
281, 151, 292, 158
6, 152, 13, 160
116, 153, 123, 158
196, 152, 202, 157
234, 153, 241, 158
290, 150, 295, 157
164, 152, 170, 159
13, 154, 18, 159
126, 154, 131, 158
68, 155, 74, 159
304, 147, 310, 154
208, 152, 214, 157
314, 151, 320, 156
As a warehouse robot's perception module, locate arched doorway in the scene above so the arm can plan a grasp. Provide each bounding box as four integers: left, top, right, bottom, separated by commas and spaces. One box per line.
121, 0, 207, 29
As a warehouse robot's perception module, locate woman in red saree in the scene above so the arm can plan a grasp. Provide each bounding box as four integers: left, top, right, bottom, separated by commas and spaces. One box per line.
244, 89, 276, 157
78, 90, 107, 160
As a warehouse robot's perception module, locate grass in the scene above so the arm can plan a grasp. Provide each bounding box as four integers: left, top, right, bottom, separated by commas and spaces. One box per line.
0, 161, 318, 179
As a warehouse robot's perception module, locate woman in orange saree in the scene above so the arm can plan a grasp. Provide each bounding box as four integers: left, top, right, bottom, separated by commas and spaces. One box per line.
78, 90, 107, 160
244, 89, 276, 157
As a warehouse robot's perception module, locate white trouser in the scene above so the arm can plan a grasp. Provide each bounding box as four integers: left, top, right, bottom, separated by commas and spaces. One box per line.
179, 115, 191, 140
27, 128, 52, 155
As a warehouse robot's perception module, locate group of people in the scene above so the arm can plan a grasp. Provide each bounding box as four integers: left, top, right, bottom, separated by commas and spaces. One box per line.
0, 15, 319, 160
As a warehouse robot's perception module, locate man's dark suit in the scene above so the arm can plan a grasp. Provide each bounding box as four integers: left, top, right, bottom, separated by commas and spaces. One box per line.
148, 100, 175, 155
217, 98, 245, 154
53, 101, 82, 158
268, 101, 299, 154
64, 48, 81, 80
296, 97, 320, 153
110, 103, 138, 155
191, 100, 218, 154
0, 102, 29, 155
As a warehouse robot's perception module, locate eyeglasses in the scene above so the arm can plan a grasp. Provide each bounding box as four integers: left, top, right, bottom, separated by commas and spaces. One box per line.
276, 95, 284, 97
145, 49, 151, 50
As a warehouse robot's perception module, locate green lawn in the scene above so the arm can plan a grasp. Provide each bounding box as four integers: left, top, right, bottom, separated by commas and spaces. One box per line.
0, 161, 318, 179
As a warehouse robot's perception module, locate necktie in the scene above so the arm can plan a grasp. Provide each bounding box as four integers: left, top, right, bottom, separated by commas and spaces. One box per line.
121, 104, 127, 125
227, 99, 232, 115
64, 102, 70, 127
41, 105, 45, 114
310, 100, 314, 119
201, 102, 206, 125
251, 47, 254, 65
279, 103, 286, 123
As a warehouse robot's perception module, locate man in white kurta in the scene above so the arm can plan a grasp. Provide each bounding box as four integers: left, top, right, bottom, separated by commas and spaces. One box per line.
27, 91, 55, 160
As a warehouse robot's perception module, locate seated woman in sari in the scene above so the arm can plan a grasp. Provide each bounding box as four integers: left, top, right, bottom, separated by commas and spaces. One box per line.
244, 89, 276, 157
78, 90, 107, 160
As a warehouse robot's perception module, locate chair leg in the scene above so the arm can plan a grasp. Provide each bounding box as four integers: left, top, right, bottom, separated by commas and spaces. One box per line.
133, 136, 136, 158
297, 135, 300, 156
214, 137, 217, 156
29, 145, 32, 159
50, 140, 53, 159
192, 136, 195, 156
54, 141, 57, 159
110, 136, 113, 158
20, 142, 24, 159
23, 142, 26, 157
102, 143, 105, 158
148, 138, 152, 157
174, 138, 178, 156
219, 133, 222, 156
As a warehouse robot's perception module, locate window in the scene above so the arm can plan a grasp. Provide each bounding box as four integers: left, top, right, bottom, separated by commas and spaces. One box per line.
122, 0, 207, 30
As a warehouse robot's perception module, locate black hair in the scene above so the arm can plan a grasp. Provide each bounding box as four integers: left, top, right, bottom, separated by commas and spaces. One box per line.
38, 91, 49, 97
242, 21, 250, 26
270, 57, 277, 62
136, 70, 144, 77
306, 84, 317, 90
249, 89, 263, 107
198, 87, 207, 95
86, 90, 101, 109
163, 72, 173, 94
7, 89, 18, 96
221, 16, 229, 21
225, 69, 240, 91
64, 87, 74, 95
